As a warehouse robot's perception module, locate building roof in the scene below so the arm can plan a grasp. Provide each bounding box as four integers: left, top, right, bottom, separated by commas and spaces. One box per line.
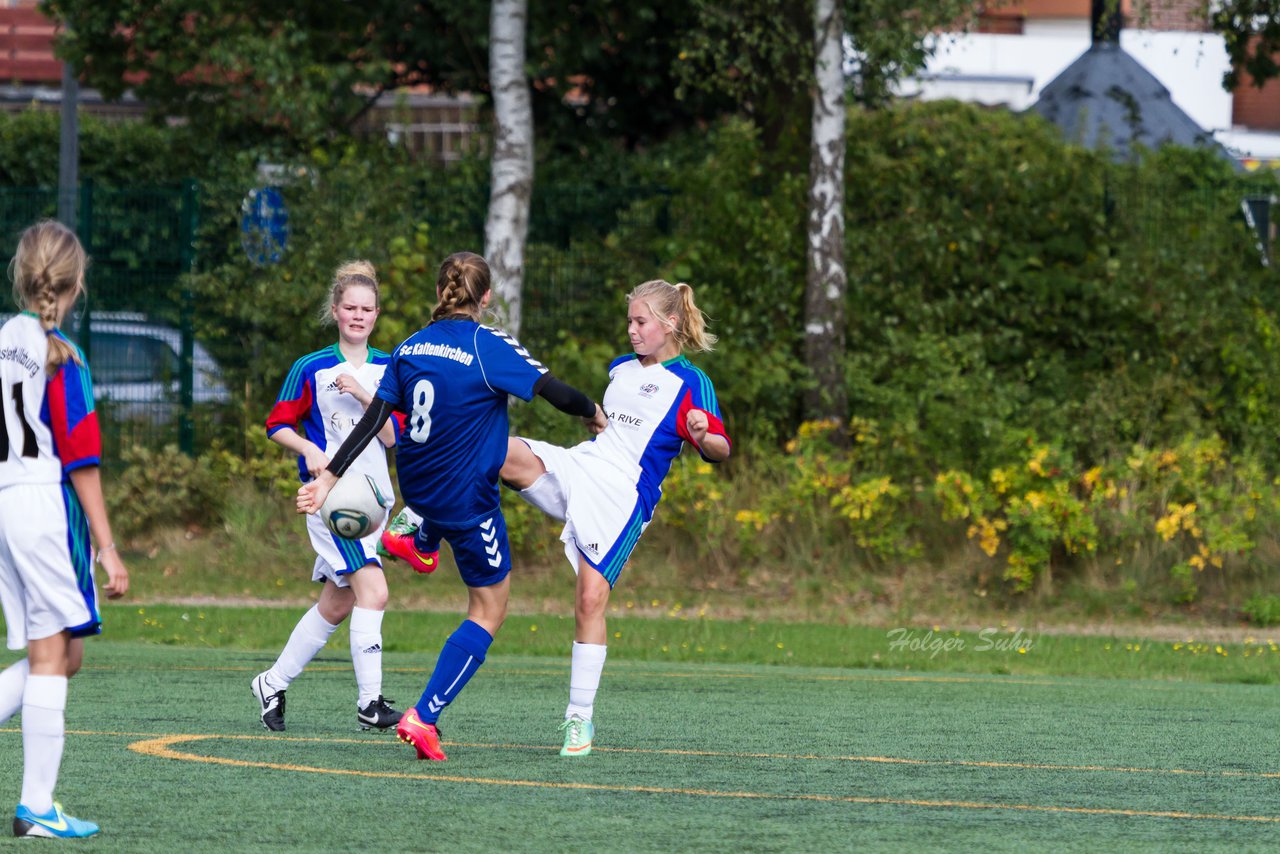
1030, 41, 1232, 162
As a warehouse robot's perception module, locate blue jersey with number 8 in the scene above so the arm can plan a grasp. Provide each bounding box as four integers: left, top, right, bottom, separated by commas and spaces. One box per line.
376, 318, 546, 529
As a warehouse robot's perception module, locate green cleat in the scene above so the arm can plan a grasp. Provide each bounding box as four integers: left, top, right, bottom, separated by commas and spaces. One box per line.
377, 508, 420, 559
559, 714, 594, 757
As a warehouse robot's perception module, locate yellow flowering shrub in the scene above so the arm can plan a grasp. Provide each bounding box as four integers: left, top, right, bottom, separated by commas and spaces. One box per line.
935, 440, 1096, 591
934, 433, 1280, 599
776, 419, 921, 562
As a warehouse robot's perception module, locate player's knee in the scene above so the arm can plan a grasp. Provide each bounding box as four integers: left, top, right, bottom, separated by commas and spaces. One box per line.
577, 585, 610, 620
499, 438, 536, 488
354, 584, 389, 612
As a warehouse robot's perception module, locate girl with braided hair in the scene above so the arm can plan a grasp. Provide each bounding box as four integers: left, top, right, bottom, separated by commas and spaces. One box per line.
255, 260, 405, 733
0, 220, 128, 839
298, 250, 606, 762
500, 278, 731, 757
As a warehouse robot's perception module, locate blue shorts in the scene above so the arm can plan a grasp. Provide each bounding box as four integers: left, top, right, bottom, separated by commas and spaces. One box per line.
413, 509, 511, 588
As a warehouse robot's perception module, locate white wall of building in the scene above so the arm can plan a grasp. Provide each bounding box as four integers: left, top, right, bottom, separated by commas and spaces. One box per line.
901, 31, 1232, 134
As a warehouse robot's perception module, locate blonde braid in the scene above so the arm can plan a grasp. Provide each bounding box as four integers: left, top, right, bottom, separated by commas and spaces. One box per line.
431, 252, 490, 321
9, 221, 86, 371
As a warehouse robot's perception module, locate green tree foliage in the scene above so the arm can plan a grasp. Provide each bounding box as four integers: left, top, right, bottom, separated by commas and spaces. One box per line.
674, 0, 974, 157
43, 0, 489, 148
43, 0, 978, 156
1205, 0, 1280, 90
42, 0, 738, 152
0, 109, 203, 185
184, 143, 438, 424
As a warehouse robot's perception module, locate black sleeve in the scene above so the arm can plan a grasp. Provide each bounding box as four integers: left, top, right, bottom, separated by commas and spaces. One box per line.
325, 397, 394, 478
534, 373, 597, 418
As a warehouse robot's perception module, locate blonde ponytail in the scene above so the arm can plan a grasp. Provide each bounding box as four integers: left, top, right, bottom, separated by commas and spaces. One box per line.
627, 279, 717, 354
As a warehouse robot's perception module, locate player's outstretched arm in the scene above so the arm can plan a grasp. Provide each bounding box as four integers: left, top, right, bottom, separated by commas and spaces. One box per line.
334, 373, 398, 448
536, 374, 605, 433
296, 396, 393, 515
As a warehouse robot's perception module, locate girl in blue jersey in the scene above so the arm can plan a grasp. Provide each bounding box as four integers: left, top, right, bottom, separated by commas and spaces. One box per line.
298, 251, 606, 762
254, 260, 404, 733
501, 279, 731, 757
0, 220, 129, 839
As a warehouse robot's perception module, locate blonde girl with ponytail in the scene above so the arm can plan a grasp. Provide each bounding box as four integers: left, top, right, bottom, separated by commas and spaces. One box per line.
0, 220, 128, 839
500, 277, 731, 757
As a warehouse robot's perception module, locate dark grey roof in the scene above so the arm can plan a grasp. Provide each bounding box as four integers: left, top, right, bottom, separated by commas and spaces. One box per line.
1031, 42, 1231, 162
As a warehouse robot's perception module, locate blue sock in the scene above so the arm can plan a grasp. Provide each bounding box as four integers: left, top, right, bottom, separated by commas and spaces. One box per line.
415, 619, 493, 724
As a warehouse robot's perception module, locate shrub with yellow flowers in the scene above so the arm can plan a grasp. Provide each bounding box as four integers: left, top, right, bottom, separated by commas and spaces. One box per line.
935, 438, 1097, 592
772, 418, 921, 562
934, 433, 1280, 599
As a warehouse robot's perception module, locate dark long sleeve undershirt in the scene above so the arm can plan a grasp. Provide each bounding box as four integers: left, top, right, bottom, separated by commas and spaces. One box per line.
533, 374, 597, 418
324, 374, 594, 479
325, 397, 393, 478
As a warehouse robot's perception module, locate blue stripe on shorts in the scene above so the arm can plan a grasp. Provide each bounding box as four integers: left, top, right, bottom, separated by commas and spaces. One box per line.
61, 483, 101, 639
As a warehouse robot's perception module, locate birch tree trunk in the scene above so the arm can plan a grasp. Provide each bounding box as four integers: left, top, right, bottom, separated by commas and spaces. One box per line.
484, 0, 533, 335
804, 0, 848, 426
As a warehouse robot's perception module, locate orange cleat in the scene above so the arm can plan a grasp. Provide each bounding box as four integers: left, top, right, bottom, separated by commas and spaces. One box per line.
397, 707, 447, 761
380, 531, 439, 574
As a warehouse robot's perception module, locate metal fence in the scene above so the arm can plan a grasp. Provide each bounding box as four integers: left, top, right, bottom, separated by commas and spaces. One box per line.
0, 182, 206, 457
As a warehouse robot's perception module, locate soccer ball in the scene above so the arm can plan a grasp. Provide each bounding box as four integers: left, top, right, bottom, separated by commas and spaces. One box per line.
320, 473, 391, 539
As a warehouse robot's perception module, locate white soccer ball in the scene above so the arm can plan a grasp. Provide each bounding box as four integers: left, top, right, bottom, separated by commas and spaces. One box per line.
320, 473, 391, 539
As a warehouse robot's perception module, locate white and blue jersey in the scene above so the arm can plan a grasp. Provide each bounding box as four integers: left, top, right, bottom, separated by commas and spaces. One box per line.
0, 312, 102, 647
267, 343, 397, 576
377, 319, 547, 530
517, 352, 730, 586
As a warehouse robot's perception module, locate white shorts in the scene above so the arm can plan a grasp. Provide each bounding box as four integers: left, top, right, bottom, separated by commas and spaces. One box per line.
0, 482, 101, 650
305, 511, 384, 587
516, 438, 650, 587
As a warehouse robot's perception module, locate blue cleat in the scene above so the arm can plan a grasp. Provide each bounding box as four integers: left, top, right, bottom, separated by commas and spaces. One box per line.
13, 802, 100, 838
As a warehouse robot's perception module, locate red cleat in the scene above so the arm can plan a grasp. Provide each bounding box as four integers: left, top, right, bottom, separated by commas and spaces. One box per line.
380, 531, 439, 574
397, 707, 447, 761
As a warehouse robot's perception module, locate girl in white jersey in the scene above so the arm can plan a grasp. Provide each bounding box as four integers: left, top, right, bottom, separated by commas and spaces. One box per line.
501, 279, 731, 756
253, 261, 404, 733
0, 220, 129, 839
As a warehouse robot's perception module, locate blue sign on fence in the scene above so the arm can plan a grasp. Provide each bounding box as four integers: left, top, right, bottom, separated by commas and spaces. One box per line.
240, 186, 289, 266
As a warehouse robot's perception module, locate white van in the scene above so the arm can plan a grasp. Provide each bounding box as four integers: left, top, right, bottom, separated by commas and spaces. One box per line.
0, 310, 230, 420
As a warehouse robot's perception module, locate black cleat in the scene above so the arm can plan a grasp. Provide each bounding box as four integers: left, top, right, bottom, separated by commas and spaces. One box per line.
251, 672, 287, 731
357, 695, 403, 731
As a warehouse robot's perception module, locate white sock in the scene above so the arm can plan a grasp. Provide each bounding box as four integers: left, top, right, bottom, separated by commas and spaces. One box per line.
20, 674, 67, 814
349, 607, 385, 708
0, 658, 29, 724
266, 605, 338, 692
565, 642, 607, 721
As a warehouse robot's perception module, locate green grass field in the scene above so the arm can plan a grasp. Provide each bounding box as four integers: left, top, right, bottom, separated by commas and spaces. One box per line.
1, 637, 1278, 852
